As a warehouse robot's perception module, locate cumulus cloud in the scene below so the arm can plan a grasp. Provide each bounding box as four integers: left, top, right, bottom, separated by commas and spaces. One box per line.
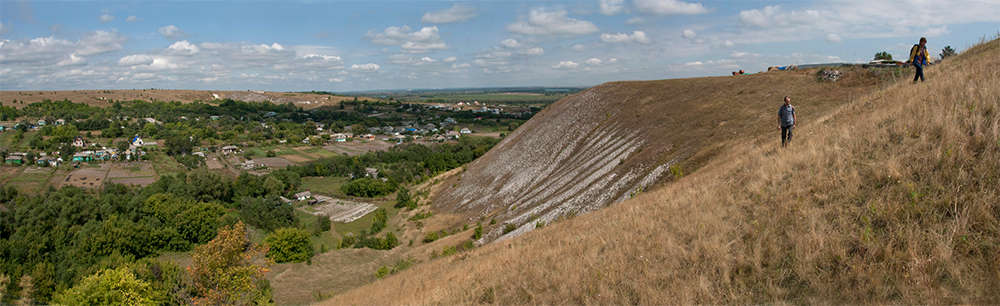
825, 33, 842, 43
119, 54, 154, 66
600, 0, 625, 15
552, 61, 579, 69
571, 44, 586, 51
126, 15, 138, 22
684, 61, 703, 66
367, 25, 447, 53
167, 40, 199, 55
585, 58, 602, 65
924, 26, 949, 37
600, 31, 650, 44
626, 17, 645, 25
442, 56, 457, 62
351, 63, 381, 72
422, 4, 478, 24
508, 8, 598, 35
739, 6, 821, 28
57, 53, 85, 66
634, 0, 708, 15
519, 47, 544, 55
75, 30, 126, 56
158, 25, 184, 40
100, 14, 114, 23
500, 38, 521, 48
682, 29, 696, 39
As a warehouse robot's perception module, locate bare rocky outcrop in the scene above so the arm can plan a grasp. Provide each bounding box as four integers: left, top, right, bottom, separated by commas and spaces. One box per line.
433, 68, 886, 242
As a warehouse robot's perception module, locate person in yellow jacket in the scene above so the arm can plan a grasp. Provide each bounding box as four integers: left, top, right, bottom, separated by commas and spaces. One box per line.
907, 37, 929, 82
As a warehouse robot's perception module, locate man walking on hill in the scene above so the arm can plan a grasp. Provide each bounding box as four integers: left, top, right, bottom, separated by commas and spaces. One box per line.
778, 96, 796, 148
908, 37, 929, 82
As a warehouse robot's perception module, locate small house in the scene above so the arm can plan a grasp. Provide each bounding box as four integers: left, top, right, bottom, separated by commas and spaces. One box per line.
72, 151, 95, 162
361, 134, 376, 141
55, 119, 66, 125
365, 167, 379, 178
295, 191, 312, 201
5, 154, 25, 165
447, 130, 461, 139
210, 115, 221, 120
221, 145, 240, 155
73, 136, 86, 148
460, 128, 472, 134
333, 133, 348, 142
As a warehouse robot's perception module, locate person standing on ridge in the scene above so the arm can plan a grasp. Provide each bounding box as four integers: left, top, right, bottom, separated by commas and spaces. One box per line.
908, 37, 929, 82
778, 96, 796, 148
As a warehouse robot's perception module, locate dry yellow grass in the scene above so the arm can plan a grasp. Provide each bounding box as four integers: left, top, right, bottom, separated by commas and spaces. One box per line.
326, 36, 1000, 304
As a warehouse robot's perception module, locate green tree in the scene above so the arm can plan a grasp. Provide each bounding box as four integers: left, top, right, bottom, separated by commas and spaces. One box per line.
940, 45, 957, 59
53, 266, 159, 306
394, 187, 413, 208
188, 222, 271, 305
874, 51, 893, 61
264, 228, 314, 263
370, 208, 388, 233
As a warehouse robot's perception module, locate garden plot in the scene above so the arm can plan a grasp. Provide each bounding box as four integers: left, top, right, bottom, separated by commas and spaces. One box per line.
306, 198, 379, 223
62, 167, 108, 188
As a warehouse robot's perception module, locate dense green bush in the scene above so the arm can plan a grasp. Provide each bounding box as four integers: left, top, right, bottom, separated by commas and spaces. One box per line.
370, 208, 388, 233
341, 178, 396, 198
265, 228, 314, 263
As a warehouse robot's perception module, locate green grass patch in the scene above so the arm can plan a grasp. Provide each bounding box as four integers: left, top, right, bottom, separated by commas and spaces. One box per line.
149, 151, 186, 176
5, 168, 53, 193
300, 176, 350, 197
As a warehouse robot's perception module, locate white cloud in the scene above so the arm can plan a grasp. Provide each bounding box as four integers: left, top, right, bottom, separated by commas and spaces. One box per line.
118, 54, 154, 66
100, 14, 114, 23
634, 0, 708, 15
626, 17, 645, 25
600, 0, 625, 15
519, 47, 544, 55
451, 63, 471, 69
684, 61, 703, 66
825, 33, 842, 43
601, 31, 650, 44
682, 29, 696, 39
552, 61, 579, 69
585, 58, 602, 65
608, 58, 618, 63
167, 40, 199, 55
57, 53, 84, 66
442, 56, 457, 62
924, 26, 949, 37
724, 40, 735, 47
328, 77, 344, 83
508, 8, 598, 36
500, 38, 521, 48
422, 4, 478, 24
158, 25, 184, 40
126, 16, 138, 22
351, 63, 380, 72
420, 56, 436, 63
571, 44, 586, 51
367, 25, 447, 53
76, 30, 126, 56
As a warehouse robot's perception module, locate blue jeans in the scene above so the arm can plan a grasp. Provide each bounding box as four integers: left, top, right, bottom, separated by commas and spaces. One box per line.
913, 63, 925, 82
781, 125, 793, 147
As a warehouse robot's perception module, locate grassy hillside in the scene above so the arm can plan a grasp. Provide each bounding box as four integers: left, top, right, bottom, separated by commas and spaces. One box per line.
328, 36, 1000, 304
434, 56, 889, 243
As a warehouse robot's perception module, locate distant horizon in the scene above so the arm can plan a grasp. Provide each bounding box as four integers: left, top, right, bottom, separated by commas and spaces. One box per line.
2, 0, 998, 91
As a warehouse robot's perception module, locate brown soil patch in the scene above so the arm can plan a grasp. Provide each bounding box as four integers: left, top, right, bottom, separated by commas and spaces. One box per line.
62, 167, 109, 188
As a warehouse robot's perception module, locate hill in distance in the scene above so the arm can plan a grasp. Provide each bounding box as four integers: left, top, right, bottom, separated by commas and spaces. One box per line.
0, 89, 355, 109
329, 36, 1000, 304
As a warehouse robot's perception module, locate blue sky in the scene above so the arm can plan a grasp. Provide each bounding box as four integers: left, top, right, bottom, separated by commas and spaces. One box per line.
1, 0, 999, 91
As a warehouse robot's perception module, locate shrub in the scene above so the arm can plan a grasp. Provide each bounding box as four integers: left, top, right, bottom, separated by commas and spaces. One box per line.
502, 223, 517, 235
472, 223, 483, 240
265, 227, 314, 263
266, 150, 277, 157
369, 208, 388, 233
53, 266, 160, 306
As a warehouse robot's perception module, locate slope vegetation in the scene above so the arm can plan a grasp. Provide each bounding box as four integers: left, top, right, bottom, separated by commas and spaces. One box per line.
330, 36, 1000, 304
435, 65, 887, 242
